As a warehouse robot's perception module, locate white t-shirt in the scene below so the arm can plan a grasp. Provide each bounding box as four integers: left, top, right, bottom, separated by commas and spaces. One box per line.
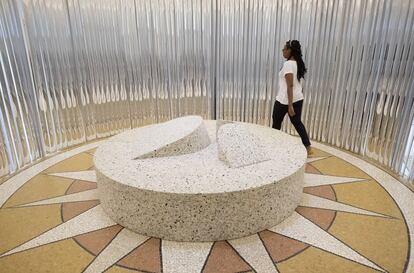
276, 60, 304, 105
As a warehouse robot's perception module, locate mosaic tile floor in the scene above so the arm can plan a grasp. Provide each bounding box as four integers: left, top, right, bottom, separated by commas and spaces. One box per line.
0, 141, 412, 273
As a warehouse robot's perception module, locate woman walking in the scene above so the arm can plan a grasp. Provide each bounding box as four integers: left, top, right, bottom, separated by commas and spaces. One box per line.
272, 40, 313, 155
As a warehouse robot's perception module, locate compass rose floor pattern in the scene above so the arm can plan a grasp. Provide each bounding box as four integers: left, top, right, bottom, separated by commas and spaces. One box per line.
0, 140, 412, 273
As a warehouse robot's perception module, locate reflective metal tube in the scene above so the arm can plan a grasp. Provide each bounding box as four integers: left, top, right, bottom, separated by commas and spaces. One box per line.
0, 0, 413, 184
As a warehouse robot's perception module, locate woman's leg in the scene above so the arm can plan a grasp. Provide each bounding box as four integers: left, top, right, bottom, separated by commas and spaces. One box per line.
272, 101, 288, 130
288, 100, 311, 147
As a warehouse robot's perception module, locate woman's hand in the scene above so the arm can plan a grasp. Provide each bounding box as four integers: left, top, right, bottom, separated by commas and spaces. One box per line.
288, 104, 296, 116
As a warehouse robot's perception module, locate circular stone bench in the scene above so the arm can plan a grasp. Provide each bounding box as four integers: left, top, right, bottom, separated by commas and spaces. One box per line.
94, 116, 306, 242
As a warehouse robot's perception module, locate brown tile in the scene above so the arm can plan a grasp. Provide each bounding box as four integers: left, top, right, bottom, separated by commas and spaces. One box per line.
303, 185, 336, 201
61, 200, 100, 221
117, 238, 162, 273
305, 163, 322, 174
295, 206, 336, 230
66, 180, 97, 195
202, 241, 252, 273
259, 230, 308, 263
74, 225, 123, 256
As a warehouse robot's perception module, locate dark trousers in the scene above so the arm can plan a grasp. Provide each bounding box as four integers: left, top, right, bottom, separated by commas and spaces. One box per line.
272, 100, 311, 147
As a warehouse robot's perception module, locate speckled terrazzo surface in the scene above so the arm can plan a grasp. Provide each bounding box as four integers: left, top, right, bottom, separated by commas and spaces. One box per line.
217, 123, 272, 168
94, 117, 307, 194
93, 116, 306, 241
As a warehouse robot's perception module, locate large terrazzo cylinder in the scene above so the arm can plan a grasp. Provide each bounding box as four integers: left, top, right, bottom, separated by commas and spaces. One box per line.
94, 116, 306, 242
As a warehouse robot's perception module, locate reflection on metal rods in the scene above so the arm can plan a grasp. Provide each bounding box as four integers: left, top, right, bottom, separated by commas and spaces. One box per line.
0, 0, 413, 184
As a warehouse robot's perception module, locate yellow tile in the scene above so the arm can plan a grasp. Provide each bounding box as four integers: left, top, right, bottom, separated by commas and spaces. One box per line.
277, 246, 379, 273
106, 266, 146, 273
311, 156, 371, 180
45, 152, 94, 173
0, 239, 93, 273
307, 147, 332, 158
3, 174, 73, 208
0, 204, 61, 254
333, 180, 403, 219
329, 212, 408, 273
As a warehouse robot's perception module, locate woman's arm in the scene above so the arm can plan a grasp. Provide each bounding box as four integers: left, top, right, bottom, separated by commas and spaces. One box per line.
285, 73, 296, 116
